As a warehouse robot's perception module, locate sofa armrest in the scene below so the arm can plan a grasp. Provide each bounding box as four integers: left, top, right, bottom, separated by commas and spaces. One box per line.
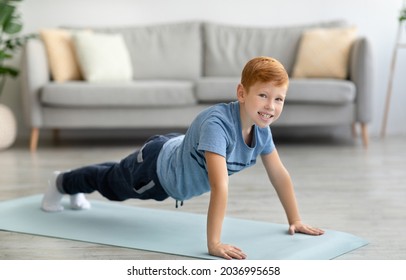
349, 37, 373, 124
20, 39, 50, 127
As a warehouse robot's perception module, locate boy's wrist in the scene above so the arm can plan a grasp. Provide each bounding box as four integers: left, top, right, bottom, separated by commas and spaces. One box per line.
289, 219, 302, 226
207, 240, 221, 250
208, 240, 220, 246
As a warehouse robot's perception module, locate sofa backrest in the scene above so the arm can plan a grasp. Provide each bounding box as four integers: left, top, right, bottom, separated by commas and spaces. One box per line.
203, 21, 347, 77
96, 22, 202, 80
80, 20, 348, 80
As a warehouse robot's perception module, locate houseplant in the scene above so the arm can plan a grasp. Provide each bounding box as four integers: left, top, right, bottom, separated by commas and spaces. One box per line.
0, 0, 34, 150
400, 0, 406, 22
400, 8, 406, 23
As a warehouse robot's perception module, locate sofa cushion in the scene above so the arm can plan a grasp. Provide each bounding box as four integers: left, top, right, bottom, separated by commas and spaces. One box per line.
95, 22, 202, 80
196, 77, 240, 102
203, 21, 347, 77
287, 79, 356, 104
41, 81, 197, 108
292, 27, 357, 79
39, 29, 83, 82
196, 78, 355, 105
73, 32, 133, 82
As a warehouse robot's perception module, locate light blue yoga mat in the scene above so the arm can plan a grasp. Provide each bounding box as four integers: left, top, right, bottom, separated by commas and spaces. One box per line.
0, 195, 367, 259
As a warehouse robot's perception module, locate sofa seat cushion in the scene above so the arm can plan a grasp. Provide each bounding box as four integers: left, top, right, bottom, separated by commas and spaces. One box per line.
196, 78, 355, 105
287, 79, 356, 105
41, 81, 197, 108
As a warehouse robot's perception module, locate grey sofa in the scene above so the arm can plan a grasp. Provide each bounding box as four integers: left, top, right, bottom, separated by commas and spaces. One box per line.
21, 21, 372, 151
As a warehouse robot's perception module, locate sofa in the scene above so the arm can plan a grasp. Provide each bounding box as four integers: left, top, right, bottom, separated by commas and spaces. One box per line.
20, 20, 373, 152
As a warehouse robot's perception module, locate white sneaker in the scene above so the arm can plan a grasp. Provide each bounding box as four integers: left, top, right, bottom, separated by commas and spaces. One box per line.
70, 193, 91, 210
41, 171, 64, 212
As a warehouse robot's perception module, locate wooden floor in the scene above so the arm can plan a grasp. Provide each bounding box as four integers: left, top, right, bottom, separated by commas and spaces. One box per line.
1, 134, 405, 260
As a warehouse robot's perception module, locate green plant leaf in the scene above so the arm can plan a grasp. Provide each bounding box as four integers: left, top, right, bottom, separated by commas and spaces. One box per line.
0, 66, 19, 77
0, 4, 14, 28
0, 50, 13, 60
0, 0, 33, 97
4, 19, 22, 34
400, 8, 406, 22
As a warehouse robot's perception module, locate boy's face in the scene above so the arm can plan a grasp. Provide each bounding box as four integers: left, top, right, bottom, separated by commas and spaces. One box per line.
237, 81, 287, 129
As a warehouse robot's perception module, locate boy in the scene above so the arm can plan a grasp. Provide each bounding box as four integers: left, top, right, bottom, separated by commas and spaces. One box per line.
42, 56, 324, 260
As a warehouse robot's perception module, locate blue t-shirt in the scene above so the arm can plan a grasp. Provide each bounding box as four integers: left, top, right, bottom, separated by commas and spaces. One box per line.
156, 101, 275, 201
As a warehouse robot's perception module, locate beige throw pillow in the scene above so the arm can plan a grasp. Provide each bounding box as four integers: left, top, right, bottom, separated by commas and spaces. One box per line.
292, 27, 357, 79
73, 32, 133, 82
40, 29, 83, 82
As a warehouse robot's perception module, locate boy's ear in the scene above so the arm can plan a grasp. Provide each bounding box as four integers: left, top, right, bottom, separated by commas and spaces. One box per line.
236, 84, 246, 103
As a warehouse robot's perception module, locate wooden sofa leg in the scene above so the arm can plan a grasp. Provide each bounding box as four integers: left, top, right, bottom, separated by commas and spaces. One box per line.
351, 123, 357, 138
360, 123, 369, 149
52, 129, 60, 144
30, 128, 39, 152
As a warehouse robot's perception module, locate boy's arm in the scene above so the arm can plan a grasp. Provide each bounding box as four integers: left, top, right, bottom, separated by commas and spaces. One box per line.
261, 149, 324, 236
205, 151, 247, 260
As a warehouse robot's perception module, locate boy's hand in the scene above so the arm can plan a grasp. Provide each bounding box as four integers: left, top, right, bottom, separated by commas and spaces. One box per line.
208, 242, 247, 260
288, 221, 325, 236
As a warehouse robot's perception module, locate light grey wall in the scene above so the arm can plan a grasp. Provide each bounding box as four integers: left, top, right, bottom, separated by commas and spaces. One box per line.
2, 0, 405, 139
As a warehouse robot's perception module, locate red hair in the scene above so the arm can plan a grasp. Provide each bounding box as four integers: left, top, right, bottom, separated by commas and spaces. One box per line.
240, 56, 289, 90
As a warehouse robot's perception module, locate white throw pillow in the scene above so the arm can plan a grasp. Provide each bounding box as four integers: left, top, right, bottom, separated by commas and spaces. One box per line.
73, 32, 133, 82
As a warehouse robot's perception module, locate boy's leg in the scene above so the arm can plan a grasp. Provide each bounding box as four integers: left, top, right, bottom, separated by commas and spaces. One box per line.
41, 161, 117, 212
42, 134, 176, 212
61, 135, 174, 203
41, 171, 92, 212
62, 161, 126, 199
60, 136, 172, 202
